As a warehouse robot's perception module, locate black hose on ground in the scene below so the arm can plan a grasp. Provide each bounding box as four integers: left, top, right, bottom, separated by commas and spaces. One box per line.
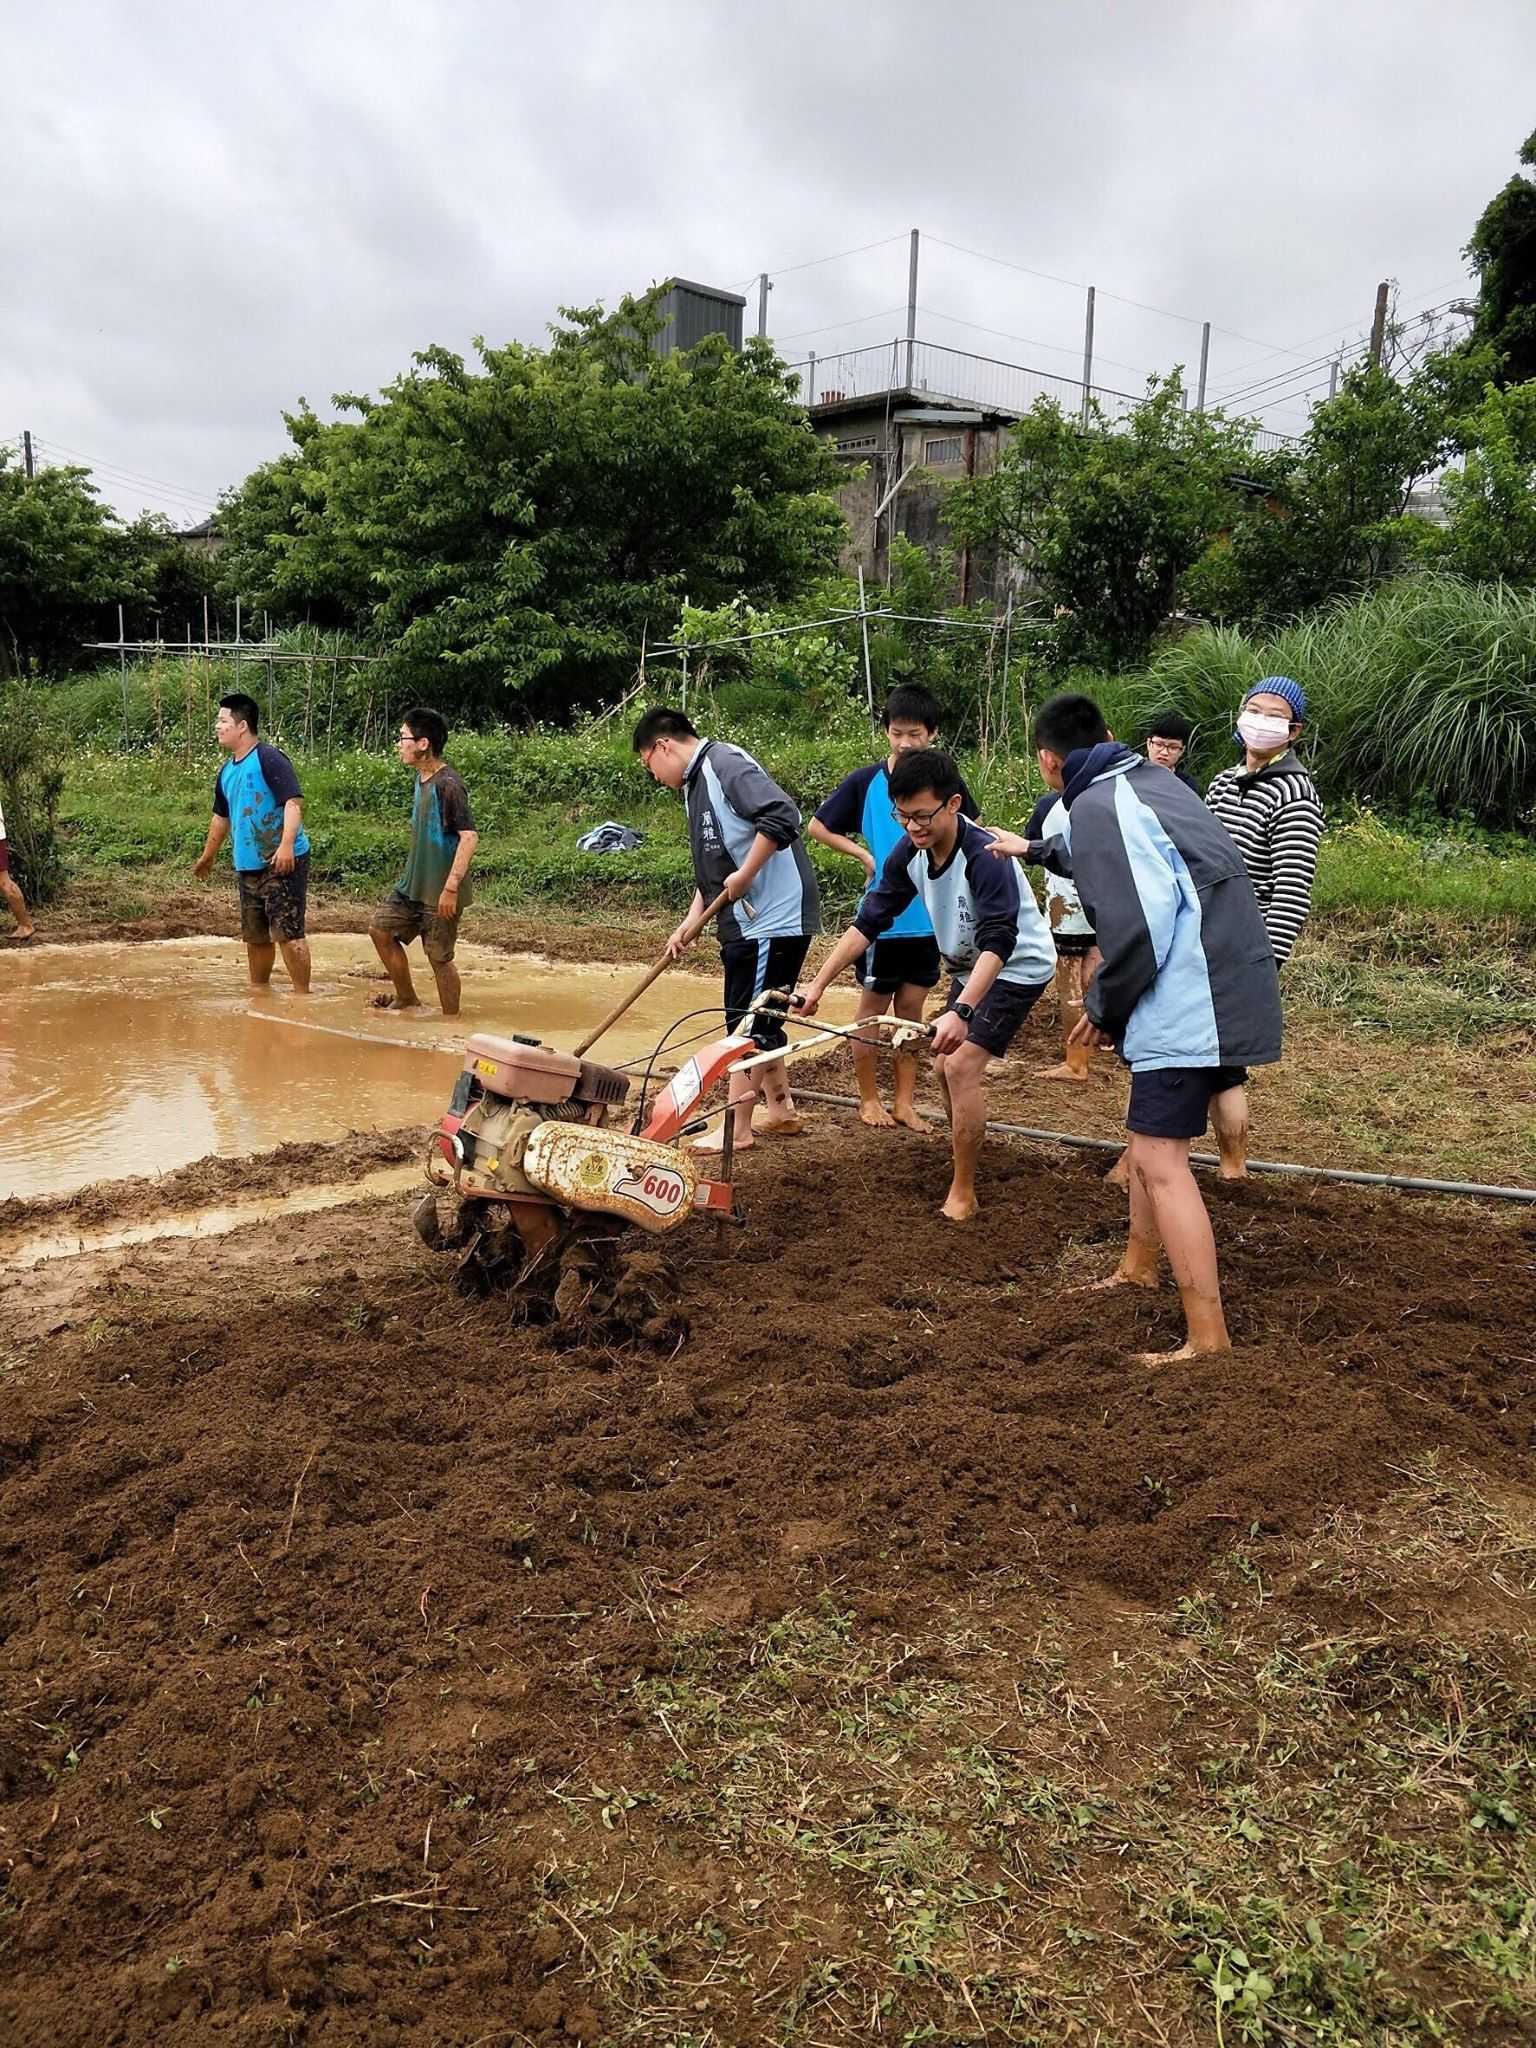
791, 1089, 1536, 1206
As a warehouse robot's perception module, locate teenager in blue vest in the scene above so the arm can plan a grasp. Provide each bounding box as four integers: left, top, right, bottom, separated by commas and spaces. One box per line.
194, 693, 311, 994
810, 687, 977, 1130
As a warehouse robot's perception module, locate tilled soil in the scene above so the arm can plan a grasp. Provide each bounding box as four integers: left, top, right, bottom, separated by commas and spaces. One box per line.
1, 1116, 1533, 2044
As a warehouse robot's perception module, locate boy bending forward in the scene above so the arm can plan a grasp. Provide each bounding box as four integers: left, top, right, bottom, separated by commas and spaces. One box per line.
797, 748, 1053, 1223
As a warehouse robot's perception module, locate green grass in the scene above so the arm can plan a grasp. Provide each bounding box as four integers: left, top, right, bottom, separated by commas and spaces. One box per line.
57, 732, 1536, 944
511, 1469, 1536, 2044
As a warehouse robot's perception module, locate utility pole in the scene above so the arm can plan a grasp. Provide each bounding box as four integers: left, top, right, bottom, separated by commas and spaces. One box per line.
1369, 280, 1390, 368
905, 228, 919, 388
1195, 322, 1211, 413
806, 349, 817, 407
22, 429, 34, 479
1079, 286, 1096, 428
756, 272, 770, 339
1328, 357, 1340, 401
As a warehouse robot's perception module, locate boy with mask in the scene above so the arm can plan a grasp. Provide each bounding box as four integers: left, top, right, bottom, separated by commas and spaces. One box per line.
986, 694, 1282, 1361
1203, 676, 1323, 1177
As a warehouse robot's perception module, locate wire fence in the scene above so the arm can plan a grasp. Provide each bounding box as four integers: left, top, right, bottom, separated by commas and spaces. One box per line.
785, 336, 1297, 453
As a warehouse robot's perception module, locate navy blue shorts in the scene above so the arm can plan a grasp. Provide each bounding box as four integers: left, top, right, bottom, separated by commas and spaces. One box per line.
1126, 1065, 1249, 1141
943, 976, 1049, 1059
722, 934, 813, 1052
850, 934, 941, 995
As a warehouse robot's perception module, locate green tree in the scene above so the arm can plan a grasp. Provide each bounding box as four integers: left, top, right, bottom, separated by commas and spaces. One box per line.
946, 374, 1262, 669
0, 454, 132, 675
1464, 127, 1536, 387
1435, 379, 1536, 582
1184, 362, 1453, 625
217, 293, 846, 719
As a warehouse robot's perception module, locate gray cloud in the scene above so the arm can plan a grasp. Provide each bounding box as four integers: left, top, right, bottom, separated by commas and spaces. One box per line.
4, 0, 1532, 521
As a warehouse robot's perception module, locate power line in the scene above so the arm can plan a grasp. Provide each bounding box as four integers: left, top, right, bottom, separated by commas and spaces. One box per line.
774, 306, 910, 344
918, 305, 1149, 379
762, 232, 909, 280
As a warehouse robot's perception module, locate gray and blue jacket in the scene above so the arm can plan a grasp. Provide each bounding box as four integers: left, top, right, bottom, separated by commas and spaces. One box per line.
683, 739, 820, 945
1054, 743, 1282, 1072
856, 815, 1056, 988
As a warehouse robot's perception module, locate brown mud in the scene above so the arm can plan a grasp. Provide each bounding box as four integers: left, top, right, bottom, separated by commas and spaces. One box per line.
1, 1106, 1533, 2044
0, 1128, 421, 1241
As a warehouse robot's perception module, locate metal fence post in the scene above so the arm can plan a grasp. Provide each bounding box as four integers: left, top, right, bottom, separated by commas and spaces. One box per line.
1079, 286, 1096, 428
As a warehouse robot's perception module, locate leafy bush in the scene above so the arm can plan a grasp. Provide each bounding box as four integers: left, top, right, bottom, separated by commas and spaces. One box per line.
1114, 576, 1536, 825
0, 685, 68, 902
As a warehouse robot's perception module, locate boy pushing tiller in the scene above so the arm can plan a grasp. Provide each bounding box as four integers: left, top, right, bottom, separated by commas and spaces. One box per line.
990, 694, 1282, 1360
796, 748, 1054, 1223
809, 686, 976, 1129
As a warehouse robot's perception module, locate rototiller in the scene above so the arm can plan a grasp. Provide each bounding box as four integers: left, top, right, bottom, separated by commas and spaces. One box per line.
411, 891, 929, 1322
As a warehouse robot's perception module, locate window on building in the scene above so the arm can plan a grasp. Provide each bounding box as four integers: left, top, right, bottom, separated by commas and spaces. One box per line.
923, 435, 964, 466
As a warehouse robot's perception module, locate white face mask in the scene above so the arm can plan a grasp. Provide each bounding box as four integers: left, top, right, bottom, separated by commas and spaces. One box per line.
1237, 710, 1292, 752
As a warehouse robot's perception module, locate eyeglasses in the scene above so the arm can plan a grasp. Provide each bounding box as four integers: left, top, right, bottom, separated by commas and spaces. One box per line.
891, 802, 950, 827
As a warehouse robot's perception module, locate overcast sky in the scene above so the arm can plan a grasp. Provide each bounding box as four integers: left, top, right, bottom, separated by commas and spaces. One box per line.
4, 0, 1533, 525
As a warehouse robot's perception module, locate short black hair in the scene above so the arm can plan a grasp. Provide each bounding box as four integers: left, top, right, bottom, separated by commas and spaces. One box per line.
1033, 691, 1109, 757
219, 692, 261, 734
402, 705, 448, 756
882, 684, 943, 734
887, 746, 963, 806
1145, 708, 1193, 744
632, 707, 699, 752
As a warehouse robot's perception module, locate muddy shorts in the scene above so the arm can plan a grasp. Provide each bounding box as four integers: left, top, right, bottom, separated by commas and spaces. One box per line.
722, 934, 812, 1052
849, 934, 941, 995
372, 888, 462, 966
943, 975, 1049, 1059
1126, 1065, 1249, 1141
237, 855, 308, 945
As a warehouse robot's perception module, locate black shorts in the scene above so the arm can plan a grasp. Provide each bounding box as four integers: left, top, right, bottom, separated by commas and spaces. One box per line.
237, 855, 309, 945
1126, 1065, 1249, 1140
1053, 932, 1096, 959
722, 934, 813, 1052
850, 934, 941, 996
943, 975, 1049, 1059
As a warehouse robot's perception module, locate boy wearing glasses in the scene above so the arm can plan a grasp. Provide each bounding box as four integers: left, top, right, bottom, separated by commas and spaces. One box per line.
795, 748, 1054, 1223
809, 685, 977, 1130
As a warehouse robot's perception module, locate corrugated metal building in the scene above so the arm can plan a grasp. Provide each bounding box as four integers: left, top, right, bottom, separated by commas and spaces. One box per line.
651, 279, 746, 357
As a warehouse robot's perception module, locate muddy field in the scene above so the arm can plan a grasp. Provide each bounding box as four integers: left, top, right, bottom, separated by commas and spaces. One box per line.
3, 1079, 1535, 2043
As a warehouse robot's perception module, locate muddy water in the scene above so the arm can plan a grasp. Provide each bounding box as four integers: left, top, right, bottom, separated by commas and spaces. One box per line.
1, 936, 855, 1199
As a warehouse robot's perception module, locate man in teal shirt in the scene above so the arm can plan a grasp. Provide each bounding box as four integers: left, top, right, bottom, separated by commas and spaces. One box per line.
368, 706, 479, 1015
194, 693, 311, 993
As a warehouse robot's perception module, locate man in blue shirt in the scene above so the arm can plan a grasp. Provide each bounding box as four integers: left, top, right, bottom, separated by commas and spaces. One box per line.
796, 749, 1055, 1224
810, 685, 977, 1131
194, 693, 311, 994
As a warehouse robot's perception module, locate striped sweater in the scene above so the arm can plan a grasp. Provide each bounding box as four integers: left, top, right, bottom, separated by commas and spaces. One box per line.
1205, 750, 1323, 965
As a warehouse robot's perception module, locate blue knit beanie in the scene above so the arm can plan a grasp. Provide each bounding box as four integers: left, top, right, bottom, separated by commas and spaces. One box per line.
1244, 675, 1307, 722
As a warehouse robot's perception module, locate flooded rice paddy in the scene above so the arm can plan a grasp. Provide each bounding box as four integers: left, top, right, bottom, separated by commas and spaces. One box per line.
0, 936, 854, 1201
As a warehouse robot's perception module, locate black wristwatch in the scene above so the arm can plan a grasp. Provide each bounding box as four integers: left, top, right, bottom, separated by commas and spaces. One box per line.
953, 1000, 975, 1022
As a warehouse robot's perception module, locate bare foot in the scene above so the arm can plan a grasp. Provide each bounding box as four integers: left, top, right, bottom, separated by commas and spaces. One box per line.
1217, 1164, 1249, 1182
891, 1103, 928, 1131
1104, 1154, 1131, 1188
755, 1114, 805, 1136
690, 1123, 754, 1154
1134, 1337, 1231, 1365
370, 992, 422, 1011
940, 1191, 978, 1223
10, 928, 36, 943
248, 982, 274, 995
858, 1098, 897, 1129
1079, 1268, 1161, 1294
1038, 1061, 1091, 1083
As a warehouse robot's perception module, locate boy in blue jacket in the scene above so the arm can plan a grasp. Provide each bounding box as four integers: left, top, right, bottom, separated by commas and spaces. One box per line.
990, 694, 1282, 1360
